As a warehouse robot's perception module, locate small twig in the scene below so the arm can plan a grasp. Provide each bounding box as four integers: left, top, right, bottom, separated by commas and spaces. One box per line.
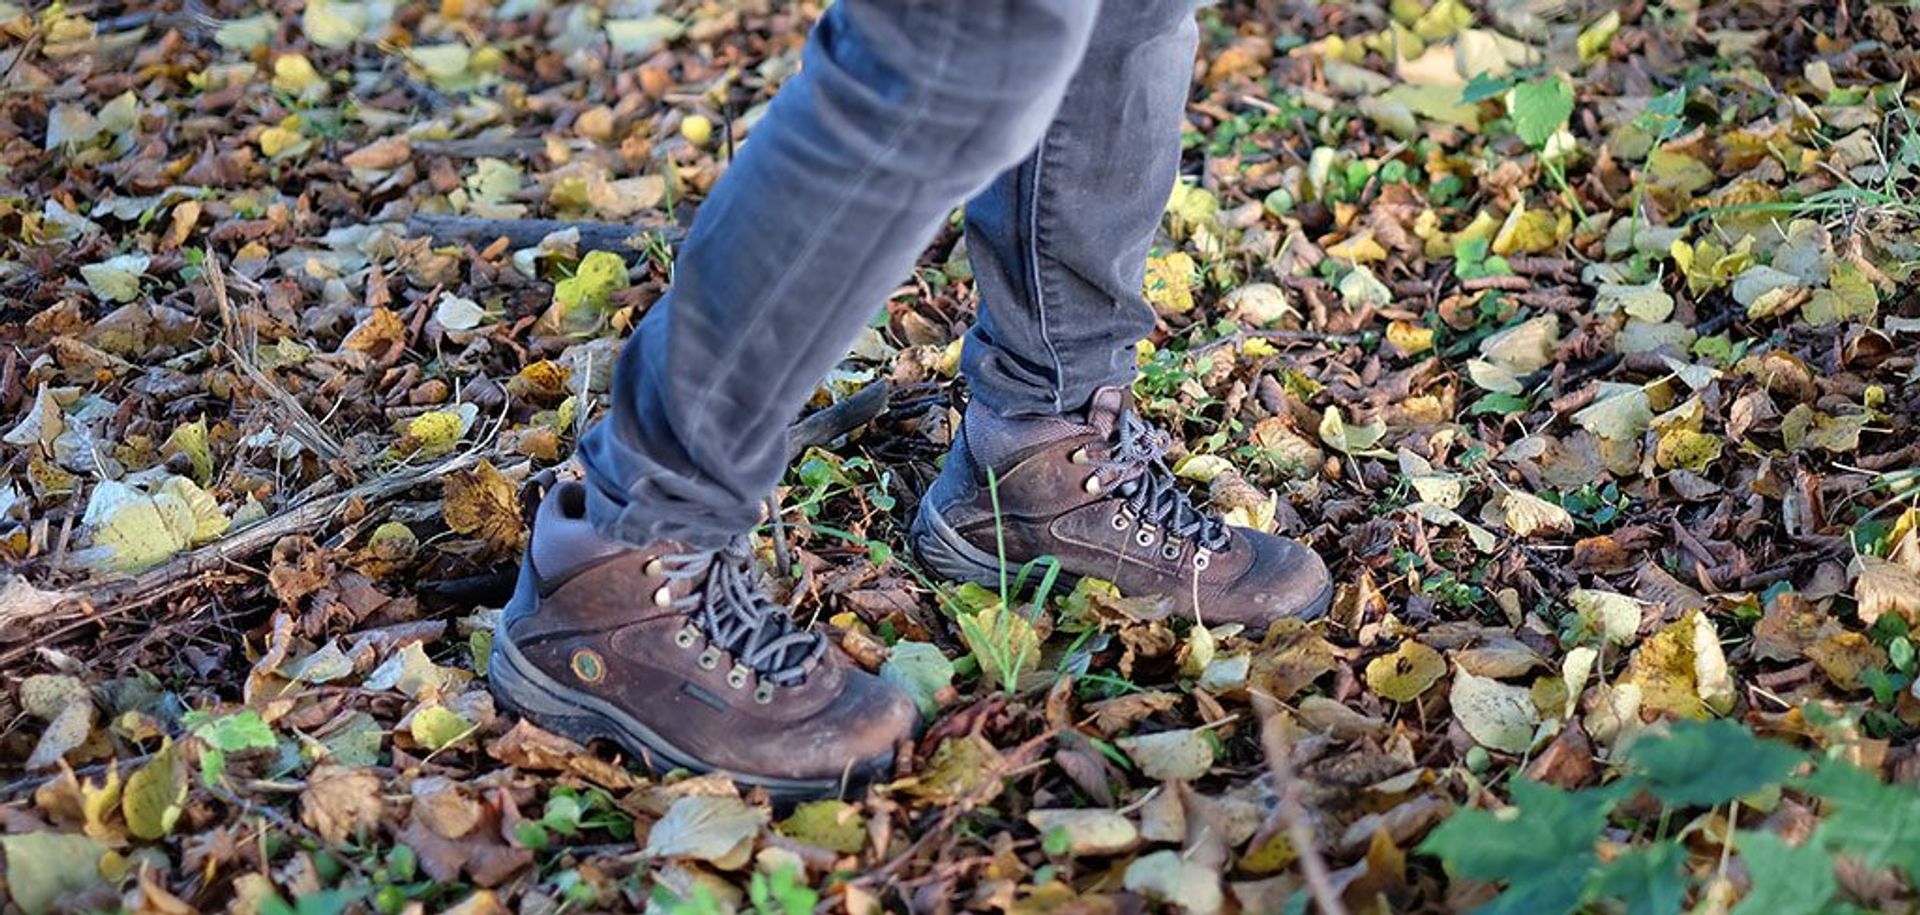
1189, 328, 1375, 357
405, 214, 685, 259
1253, 692, 1348, 915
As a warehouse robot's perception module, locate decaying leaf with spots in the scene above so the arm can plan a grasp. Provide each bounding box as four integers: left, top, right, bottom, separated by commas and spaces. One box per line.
443, 461, 524, 555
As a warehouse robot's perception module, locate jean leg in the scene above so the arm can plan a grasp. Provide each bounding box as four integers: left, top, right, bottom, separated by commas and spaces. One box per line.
960, 0, 1202, 418
578, 0, 1100, 548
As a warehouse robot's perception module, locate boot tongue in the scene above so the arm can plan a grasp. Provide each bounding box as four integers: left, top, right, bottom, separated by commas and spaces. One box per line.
1081, 386, 1130, 437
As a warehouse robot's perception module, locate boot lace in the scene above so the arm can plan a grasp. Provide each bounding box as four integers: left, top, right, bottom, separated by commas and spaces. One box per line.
1094, 413, 1232, 554
660, 539, 824, 687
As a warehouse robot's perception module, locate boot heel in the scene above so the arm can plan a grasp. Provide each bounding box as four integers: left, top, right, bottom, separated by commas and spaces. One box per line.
910, 499, 1006, 587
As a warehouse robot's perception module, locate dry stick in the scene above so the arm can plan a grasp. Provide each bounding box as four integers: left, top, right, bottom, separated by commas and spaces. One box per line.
0, 451, 488, 667
406, 213, 686, 257
1253, 692, 1349, 915
1188, 328, 1376, 358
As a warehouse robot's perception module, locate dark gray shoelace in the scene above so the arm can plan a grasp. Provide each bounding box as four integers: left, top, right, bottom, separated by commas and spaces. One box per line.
662, 540, 824, 686
1097, 412, 1232, 553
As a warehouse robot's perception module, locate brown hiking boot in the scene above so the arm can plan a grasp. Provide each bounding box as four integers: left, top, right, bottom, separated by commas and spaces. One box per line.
489, 480, 918, 798
912, 387, 1332, 629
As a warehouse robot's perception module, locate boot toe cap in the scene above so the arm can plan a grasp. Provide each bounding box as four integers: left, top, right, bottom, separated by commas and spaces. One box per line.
1221, 533, 1333, 626
778, 671, 920, 784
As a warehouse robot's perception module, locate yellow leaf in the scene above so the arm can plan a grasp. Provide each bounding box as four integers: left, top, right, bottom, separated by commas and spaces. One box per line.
1568, 589, 1643, 645
1386, 320, 1435, 354
1317, 405, 1388, 456
680, 114, 713, 147
257, 124, 306, 159
410, 705, 475, 750
301, 0, 366, 48
1365, 641, 1446, 702
1491, 203, 1566, 256
404, 410, 465, 458
1654, 427, 1722, 472
270, 54, 326, 98
1619, 610, 1732, 719
123, 740, 187, 840
1325, 232, 1388, 262
1143, 252, 1197, 315
1450, 669, 1538, 753
778, 800, 867, 854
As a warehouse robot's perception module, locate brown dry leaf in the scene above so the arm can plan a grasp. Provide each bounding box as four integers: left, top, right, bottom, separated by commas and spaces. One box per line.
1854, 556, 1920, 626
443, 461, 525, 554
1251, 619, 1339, 700
485, 719, 639, 790
1085, 690, 1181, 736
299, 765, 385, 845
1806, 632, 1888, 692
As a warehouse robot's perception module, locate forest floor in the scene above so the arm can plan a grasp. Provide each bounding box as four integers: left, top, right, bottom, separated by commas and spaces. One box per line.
3, 1, 1920, 913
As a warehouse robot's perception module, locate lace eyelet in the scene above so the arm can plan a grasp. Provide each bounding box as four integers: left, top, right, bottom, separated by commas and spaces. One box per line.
754, 682, 776, 704
1110, 512, 1130, 531
652, 585, 673, 608
697, 646, 722, 670
1135, 528, 1156, 548
644, 558, 665, 576
1193, 550, 1211, 571
726, 663, 750, 689
1161, 543, 1182, 561
673, 626, 698, 649
1068, 447, 1091, 465
1083, 475, 1102, 495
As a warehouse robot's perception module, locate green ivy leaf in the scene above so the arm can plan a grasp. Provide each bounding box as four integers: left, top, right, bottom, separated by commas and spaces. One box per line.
1586, 841, 1686, 915
1625, 719, 1804, 807
1801, 762, 1920, 884
1509, 76, 1575, 150
1418, 779, 1618, 915
1732, 831, 1836, 915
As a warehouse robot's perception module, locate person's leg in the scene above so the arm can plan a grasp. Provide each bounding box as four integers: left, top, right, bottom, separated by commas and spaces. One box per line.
492, 0, 1105, 799
960, 0, 1200, 419
916, 0, 1334, 628
578, 0, 1102, 549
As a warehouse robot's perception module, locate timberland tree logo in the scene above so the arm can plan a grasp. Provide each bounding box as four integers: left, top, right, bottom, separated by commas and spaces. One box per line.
570, 649, 606, 684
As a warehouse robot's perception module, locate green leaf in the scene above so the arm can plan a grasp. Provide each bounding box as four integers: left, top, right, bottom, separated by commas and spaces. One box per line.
193, 709, 278, 752
1509, 76, 1575, 150
409, 705, 476, 751
1419, 780, 1617, 915
1586, 841, 1686, 915
777, 799, 867, 854
1625, 719, 1804, 807
1470, 392, 1531, 416
880, 640, 955, 718
1732, 831, 1836, 915
1800, 762, 1920, 884
0, 833, 109, 914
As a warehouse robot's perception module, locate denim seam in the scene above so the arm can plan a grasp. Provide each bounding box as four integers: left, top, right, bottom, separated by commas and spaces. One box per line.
1028, 114, 1066, 414
673, 0, 956, 429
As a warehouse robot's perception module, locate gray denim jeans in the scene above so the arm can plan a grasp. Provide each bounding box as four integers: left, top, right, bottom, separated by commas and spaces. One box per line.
578, 0, 1202, 548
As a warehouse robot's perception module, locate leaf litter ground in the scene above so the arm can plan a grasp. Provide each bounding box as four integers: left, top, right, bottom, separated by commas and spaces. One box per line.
3, 1, 1920, 913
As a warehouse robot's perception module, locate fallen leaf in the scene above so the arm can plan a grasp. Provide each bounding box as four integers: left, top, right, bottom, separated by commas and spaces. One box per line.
643, 794, 769, 867
1365, 641, 1447, 702
1117, 728, 1215, 781
1449, 669, 1539, 754
1027, 808, 1139, 856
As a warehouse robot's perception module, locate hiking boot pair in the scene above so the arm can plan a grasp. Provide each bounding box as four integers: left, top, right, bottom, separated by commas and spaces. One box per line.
489, 390, 1330, 795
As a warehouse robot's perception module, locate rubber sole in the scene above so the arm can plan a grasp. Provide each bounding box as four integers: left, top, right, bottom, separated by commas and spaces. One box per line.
487, 576, 889, 801
911, 496, 1335, 628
